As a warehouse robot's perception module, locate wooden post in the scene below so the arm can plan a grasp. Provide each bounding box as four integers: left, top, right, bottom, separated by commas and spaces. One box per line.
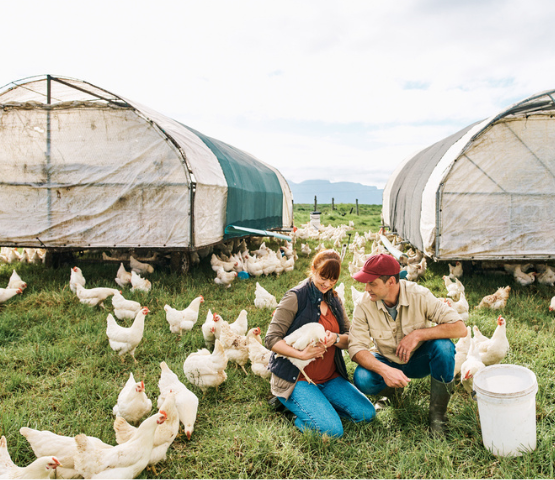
356, 199, 359, 215
332, 198, 334, 210
314, 196, 317, 212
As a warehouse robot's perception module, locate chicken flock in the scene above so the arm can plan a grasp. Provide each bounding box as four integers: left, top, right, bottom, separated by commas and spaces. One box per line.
0, 224, 553, 478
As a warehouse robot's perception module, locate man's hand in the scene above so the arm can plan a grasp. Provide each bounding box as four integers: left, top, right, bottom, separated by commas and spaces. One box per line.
382, 365, 411, 388
396, 330, 421, 361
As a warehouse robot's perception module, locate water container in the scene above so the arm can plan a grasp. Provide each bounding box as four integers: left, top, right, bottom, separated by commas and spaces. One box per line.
473, 364, 538, 457
310, 211, 321, 230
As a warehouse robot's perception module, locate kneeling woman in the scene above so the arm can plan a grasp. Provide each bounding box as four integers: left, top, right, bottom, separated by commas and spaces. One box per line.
265, 249, 375, 437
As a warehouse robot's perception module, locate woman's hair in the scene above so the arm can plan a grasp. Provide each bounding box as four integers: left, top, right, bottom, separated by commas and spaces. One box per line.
310, 249, 341, 281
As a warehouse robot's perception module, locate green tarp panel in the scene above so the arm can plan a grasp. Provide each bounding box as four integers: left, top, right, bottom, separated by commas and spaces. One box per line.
186, 126, 283, 239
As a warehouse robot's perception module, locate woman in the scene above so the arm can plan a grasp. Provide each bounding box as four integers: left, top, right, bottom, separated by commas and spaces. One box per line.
265, 249, 375, 437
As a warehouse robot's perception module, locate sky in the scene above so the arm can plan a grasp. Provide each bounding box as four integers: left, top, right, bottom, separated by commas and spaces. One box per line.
3, 0, 555, 188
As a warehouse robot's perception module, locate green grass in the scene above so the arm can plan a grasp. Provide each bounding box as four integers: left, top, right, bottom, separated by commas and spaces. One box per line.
0, 203, 554, 478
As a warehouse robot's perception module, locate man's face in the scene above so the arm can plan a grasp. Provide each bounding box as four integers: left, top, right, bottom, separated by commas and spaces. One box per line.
365, 277, 391, 302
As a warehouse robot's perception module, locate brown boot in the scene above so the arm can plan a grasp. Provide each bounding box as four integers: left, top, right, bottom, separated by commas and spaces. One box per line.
429, 378, 455, 435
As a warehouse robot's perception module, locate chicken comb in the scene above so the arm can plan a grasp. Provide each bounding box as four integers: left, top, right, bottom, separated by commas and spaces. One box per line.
159, 410, 167, 418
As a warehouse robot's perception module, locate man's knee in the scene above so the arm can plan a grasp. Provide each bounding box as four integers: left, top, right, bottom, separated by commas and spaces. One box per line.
353, 366, 384, 396
430, 338, 455, 360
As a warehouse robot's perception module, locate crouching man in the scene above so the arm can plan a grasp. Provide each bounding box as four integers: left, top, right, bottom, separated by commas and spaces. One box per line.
348, 254, 467, 435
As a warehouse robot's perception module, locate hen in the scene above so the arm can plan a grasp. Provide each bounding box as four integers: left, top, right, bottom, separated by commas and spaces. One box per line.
213, 267, 237, 288
229, 309, 248, 336
335, 282, 345, 306
275, 322, 327, 385
0, 288, 22, 304
351, 285, 364, 306
183, 339, 228, 394
20, 427, 111, 479
475, 286, 511, 310
129, 255, 154, 275
115, 391, 179, 470
201, 309, 217, 349
112, 372, 152, 424
246, 327, 271, 379
115, 263, 132, 288
477, 315, 510, 366
301, 243, 311, 256
513, 264, 536, 286
158, 362, 199, 440
7, 270, 27, 291
536, 265, 555, 286
460, 338, 485, 394
448, 261, 463, 279
550, 296, 555, 312
111, 291, 141, 320
218, 321, 250, 375
254, 282, 278, 309
164, 296, 204, 336
69, 266, 86, 293
443, 275, 465, 302
130, 271, 152, 293
0, 435, 61, 479
442, 293, 469, 322
106, 307, 149, 363
454, 326, 472, 376
75, 284, 119, 308
74, 410, 166, 479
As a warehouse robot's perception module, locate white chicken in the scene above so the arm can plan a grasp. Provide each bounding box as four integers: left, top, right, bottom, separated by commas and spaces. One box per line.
229, 309, 248, 336
20, 427, 111, 479
448, 261, 463, 279
275, 322, 327, 385
106, 307, 149, 363
475, 286, 511, 310
201, 309, 218, 349
115, 391, 179, 468
0, 435, 61, 479
536, 265, 555, 286
7, 270, 26, 291
74, 410, 166, 479
158, 361, 199, 440
130, 270, 151, 293
69, 266, 86, 293
129, 255, 154, 275
164, 296, 204, 336
111, 291, 141, 320
115, 262, 132, 288
246, 327, 271, 379
335, 282, 345, 306
75, 284, 119, 307
443, 275, 465, 302
218, 321, 249, 374
0, 288, 22, 304
213, 267, 237, 288
442, 293, 469, 322
550, 296, 555, 312
460, 338, 485, 394
112, 372, 153, 424
254, 282, 278, 309
513, 264, 536, 286
351, 285, 364, 306
210, 253, 238, 273
454, 326, 472, 376
183, 339, 228, 394
477, 315, 510, 366
301, 243, 311, 256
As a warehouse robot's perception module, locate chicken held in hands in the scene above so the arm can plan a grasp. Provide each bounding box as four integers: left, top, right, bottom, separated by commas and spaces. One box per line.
275, 322, 327, 385
74, 410, 166, 479
164, 296, 204, 336
0, 435, 61, 480
158, 362, 199, 440
183, 339, 228, 394
112, 372, 152, 424
106, 307, 149, 363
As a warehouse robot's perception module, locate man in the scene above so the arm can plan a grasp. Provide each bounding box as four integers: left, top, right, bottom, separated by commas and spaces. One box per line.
348, 253, 467, 434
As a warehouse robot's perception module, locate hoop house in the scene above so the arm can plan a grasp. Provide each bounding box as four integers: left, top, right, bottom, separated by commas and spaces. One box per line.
383, 89, 555, 261
0, 75, 293, 251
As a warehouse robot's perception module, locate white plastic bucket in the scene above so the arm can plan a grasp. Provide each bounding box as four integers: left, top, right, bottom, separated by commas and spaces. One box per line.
473, 364, 538, 457
310, 211, 321, 230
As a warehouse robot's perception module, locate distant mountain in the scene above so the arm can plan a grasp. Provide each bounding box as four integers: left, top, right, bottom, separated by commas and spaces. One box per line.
287, 179, 383, 205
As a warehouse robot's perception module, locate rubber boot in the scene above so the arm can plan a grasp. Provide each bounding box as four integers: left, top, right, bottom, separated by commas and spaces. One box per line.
429, 377, 455, 435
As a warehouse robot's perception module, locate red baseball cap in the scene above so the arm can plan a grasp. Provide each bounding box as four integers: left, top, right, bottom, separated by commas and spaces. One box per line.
352, 254, 401, 283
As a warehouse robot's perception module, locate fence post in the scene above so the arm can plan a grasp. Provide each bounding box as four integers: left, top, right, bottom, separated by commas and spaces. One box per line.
314, 196, 317, 212
356, 199, 359, 215
332, 197, 334, 210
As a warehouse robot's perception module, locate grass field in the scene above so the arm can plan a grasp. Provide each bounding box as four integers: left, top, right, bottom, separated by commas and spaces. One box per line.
0, 203, 554, 479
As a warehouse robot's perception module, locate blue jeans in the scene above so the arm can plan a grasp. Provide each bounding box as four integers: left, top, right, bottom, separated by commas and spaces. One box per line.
353, 339, 455, 396
278, 376, 376, 438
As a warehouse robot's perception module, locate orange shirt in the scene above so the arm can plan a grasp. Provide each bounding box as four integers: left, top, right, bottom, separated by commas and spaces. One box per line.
299, 307, 340, 384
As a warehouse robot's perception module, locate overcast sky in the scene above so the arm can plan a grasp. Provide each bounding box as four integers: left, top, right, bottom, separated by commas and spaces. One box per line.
3, 0, 555, 188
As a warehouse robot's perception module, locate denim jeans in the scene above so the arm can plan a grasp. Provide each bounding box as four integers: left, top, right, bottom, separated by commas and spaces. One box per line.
353, 339, 455, 396
278, 376, 376, 438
